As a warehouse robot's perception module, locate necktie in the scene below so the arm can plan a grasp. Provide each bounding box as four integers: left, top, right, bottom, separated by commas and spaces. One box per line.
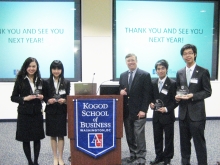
186, 68, 191, 86
158, 80, 163, 92
128, 71, 133, 90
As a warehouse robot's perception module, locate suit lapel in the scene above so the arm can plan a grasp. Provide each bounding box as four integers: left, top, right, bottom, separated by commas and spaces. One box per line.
155, 78, 160, 93
162, 78, 171, 91
24, 78, 34, 94
189, 65, 199, 88
124, 71, 129, 92
159, 77, 171, 99
191, 65, 199, 79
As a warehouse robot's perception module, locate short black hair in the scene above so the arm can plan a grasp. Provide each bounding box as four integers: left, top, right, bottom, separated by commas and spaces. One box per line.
180, 44, 197, 61
155, 59, 169, 70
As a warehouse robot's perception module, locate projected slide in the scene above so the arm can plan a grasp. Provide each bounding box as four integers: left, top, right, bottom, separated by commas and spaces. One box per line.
114, 0, 218, 79
0, 1, 80, 81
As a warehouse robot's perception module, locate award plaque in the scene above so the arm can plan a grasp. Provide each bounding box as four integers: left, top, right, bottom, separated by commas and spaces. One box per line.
155, 99, 164, 111
53, 94, 61, 101
176, 86, 189, 96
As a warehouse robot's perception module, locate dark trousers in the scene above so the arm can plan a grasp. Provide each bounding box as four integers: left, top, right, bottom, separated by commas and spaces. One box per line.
153, 121, 174, 161
124, 117, 146, 163
179, 112, 207, 165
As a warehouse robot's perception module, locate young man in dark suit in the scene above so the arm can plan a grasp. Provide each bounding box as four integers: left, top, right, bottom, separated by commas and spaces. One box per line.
119, 53, 152, 165
175, 44, 212, 165
150, 59, 178, 165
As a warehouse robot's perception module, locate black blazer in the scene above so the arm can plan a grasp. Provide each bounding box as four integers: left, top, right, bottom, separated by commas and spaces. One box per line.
44, 78, 70, 114
151, 77, 177, 124
176, 65, 212, 121
11, 78, 45, 115
119, 68, 153, 119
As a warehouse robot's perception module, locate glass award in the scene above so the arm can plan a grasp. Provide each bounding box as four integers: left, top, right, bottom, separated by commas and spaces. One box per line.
176, 86, 189, 96
155, 99, 164, 111
34, 89, 41, 96
53, 94, 61, 101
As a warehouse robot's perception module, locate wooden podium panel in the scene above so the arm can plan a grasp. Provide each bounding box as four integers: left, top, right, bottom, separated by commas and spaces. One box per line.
67, 95, 123, 165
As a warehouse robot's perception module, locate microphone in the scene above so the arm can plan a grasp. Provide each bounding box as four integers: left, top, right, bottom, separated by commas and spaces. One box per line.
92, 73, 95, 95
96, 79, 113, 95
92, 73, 95, 84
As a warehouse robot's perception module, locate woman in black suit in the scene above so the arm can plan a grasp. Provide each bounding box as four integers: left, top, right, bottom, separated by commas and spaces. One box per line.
11, 57, 45, 165
44, 60, 70, 165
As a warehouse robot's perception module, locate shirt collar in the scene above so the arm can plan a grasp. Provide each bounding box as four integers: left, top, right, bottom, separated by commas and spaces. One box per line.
53, 76, 60, 82
158, 76, 167, 83
128, 67, 137, 75
24, 75, 38, 83
186, 63, 196, 71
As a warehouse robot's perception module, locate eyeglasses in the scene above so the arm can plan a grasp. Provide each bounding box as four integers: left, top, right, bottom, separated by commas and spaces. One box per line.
183, 52, 194, 56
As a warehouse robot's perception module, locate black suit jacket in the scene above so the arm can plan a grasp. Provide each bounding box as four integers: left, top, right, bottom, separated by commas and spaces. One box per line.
44, 78, 70, 114
11, 78, 46, 115
176, 65, 212, 121
152, 77, 177, 124
119, 68, 153, 120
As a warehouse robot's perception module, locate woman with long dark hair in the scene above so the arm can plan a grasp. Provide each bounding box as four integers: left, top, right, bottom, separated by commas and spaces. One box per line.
11, 57, 45, 165
44, 60, 70, 165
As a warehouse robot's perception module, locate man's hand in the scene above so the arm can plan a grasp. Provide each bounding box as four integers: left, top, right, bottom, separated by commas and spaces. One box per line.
120, 88, 127, 95
137, 111, 146, 119
180, 93, 193, 100
175, 93, 193, 100
157, 107, 167, 113
175, 95, 181, 102
150, 103, 155, 109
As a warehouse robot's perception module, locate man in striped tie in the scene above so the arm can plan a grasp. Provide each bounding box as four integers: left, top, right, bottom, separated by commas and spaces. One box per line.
150, 59, 178, 165
119, 53, 153, 165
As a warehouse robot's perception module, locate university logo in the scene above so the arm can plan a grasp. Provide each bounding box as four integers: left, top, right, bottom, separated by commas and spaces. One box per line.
88, 133, 103, 148
74, 99, 116, 158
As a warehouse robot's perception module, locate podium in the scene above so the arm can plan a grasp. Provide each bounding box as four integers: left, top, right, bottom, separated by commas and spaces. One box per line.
67, 95, 123, 165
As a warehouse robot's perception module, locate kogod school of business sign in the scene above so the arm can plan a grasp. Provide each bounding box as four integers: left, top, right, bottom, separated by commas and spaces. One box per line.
74, 99, 116, 158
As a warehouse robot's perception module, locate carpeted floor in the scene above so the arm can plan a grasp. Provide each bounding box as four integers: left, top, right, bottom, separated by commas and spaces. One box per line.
0, 120, 219, 165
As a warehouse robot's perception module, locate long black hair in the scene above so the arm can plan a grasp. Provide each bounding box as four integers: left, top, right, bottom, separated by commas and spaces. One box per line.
16, 57, 41, 87
49, 60, 66, 91
49, 60, 64, 79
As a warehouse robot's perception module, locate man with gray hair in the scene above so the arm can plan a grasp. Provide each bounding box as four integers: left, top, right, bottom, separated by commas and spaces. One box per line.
119, 53, 153, 165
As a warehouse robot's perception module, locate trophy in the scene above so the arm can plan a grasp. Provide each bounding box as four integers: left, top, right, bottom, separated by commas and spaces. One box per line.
176, 86, 189, 97
33, 89, 41, 97
32, 80, 42, 97
155, 99, 164, 111
53, 94, 61, 101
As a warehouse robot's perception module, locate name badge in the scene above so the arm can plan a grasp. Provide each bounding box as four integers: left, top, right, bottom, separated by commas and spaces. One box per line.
161, 89, 168, 95
59, 89, 66, 95
190, 78, 198, 84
